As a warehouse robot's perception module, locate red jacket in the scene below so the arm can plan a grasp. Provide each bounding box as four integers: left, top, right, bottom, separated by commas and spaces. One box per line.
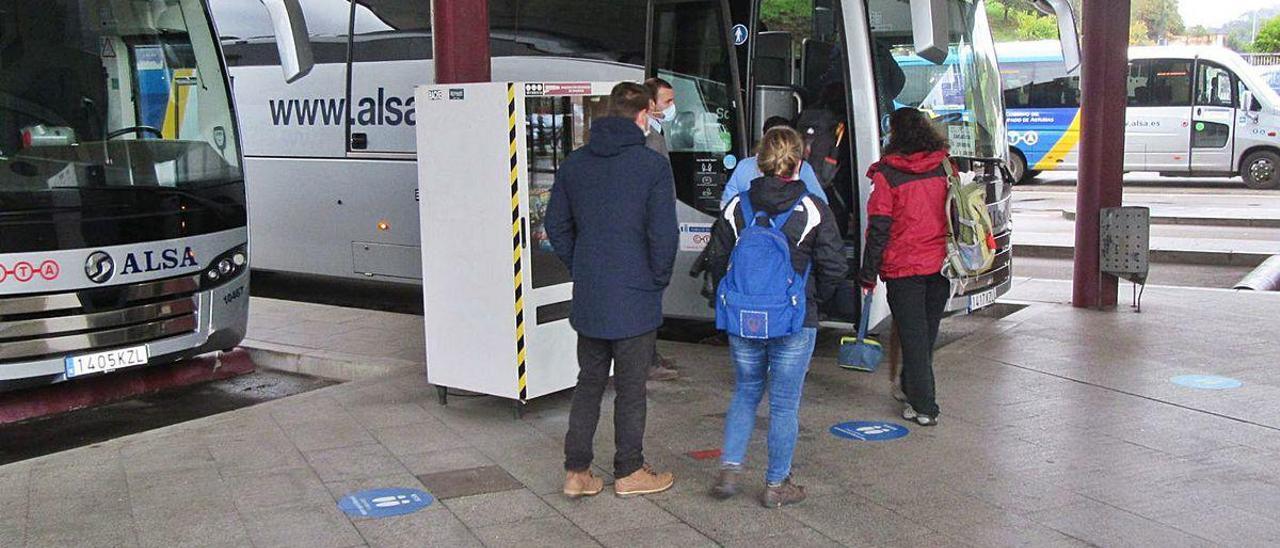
859, 150, 950, 281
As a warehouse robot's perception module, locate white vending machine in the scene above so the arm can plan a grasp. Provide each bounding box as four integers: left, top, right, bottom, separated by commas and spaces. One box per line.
415, 81, 619, 415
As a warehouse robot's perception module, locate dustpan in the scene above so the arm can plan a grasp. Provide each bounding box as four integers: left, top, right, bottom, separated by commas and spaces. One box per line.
838, 291, 883, 372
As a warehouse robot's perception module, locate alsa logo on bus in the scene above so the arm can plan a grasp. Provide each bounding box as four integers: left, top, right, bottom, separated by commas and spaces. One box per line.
269, 88, 416, 127
121, 248, 199, 275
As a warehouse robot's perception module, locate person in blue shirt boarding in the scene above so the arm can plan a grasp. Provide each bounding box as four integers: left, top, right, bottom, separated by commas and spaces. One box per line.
720, 116, 827, 209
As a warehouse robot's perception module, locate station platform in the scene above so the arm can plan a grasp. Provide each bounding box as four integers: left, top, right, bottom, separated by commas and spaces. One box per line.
2, 279, 1279, 546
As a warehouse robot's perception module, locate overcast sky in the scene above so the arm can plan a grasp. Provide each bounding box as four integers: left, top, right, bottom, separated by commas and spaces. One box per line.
1180, 0, 1280, 29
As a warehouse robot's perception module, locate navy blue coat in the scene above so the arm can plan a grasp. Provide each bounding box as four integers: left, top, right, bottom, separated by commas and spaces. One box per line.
545, 117, 678, 340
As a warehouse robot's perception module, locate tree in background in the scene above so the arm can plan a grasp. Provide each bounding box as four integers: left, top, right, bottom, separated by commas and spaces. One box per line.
1253, 16, 1280, 52
1131, 19, 1153, 46
988, 0, 1188, 46
1132, 0, 1184, 44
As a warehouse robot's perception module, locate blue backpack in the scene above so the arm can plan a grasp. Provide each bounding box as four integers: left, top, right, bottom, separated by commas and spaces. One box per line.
716, 195, 810, 339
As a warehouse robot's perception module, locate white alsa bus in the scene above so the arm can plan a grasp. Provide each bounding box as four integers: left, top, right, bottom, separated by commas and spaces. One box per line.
213, 0, 1078, 321
1001, 42, 1280, 189
0, 0, 309, 391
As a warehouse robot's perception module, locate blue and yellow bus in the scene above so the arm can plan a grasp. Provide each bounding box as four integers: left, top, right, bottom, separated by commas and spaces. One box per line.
998, 41, 1280, 189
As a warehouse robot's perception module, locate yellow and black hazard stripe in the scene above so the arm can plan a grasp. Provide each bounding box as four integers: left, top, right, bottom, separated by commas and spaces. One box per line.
507, 83, 528, 403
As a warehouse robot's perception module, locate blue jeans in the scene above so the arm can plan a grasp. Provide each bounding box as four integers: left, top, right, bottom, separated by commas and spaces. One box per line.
720, 328, 817, 484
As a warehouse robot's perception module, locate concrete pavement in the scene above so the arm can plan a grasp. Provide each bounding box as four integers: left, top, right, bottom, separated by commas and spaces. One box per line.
3, 279, 1280, 546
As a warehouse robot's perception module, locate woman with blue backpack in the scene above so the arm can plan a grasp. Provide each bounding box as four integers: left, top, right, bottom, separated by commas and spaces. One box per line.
702, 126, 850, 508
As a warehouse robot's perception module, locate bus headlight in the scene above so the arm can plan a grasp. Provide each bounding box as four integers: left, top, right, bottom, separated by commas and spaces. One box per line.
201, 246, 248, 289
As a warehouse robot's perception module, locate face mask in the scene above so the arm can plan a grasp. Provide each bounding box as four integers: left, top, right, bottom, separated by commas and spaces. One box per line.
660, 104, 676, 122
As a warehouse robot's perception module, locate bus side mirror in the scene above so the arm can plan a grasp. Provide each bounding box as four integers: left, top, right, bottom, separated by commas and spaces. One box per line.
909, 0, 949, 65
259, 0, 314, 83
1031, 0, 1081, 75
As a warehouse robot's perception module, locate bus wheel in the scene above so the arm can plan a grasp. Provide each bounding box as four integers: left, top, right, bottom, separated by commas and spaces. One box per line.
1007, 150, 1033, 185
1243, 150, 1280, 190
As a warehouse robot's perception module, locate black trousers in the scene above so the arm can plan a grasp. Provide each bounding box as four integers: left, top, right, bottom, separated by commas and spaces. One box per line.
564, 330, 654, 478
886, 273, 949, 417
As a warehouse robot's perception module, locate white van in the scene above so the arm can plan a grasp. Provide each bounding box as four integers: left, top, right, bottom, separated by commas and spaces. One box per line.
1002, 43, 1280, 189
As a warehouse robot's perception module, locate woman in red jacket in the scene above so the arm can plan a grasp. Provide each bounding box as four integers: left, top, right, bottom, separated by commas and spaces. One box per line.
858, 108, 952, 426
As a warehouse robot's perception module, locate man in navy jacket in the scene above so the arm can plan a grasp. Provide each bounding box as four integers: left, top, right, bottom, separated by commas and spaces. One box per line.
546, 82, 679, 498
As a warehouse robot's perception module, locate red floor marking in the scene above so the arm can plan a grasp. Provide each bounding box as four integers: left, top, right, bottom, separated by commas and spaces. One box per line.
687, 449, 722, 460
0, 349, 254, 425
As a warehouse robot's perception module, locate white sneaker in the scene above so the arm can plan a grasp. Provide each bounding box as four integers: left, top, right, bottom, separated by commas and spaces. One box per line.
902, 405, 918, 420
913, 414, 938, 427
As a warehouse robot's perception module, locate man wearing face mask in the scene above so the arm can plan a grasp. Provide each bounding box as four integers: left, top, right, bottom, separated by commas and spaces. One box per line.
644, 77, 676, 160
642, 77, 680, 381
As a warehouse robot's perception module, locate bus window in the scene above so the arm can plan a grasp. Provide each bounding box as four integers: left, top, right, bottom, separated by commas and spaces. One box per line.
349, 0, 432, 62
501, 0, 647, 63
1196, 63, 1235, 108
872, 0, 1005, 160
212, 0, 353, 66
1002, 62, 1080, 109
1127, 59, 1192, 107
650, 2, 739, 155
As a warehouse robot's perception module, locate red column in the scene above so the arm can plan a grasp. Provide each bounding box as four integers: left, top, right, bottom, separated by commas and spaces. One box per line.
1072, 0, 1129, 309
432, 0, 490, 84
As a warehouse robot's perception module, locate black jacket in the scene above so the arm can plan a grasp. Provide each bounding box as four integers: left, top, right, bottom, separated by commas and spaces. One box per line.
704, 176, 851, 327
545, 117, 679, 340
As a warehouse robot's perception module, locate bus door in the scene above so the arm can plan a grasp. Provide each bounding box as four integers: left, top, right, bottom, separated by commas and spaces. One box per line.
1189, 60, 1238, 173
339, 1, 432, 280
645, 0, 748, 319
749, 0, 858, 250
1127, 58, 1193, 172
343, 1, 431, 157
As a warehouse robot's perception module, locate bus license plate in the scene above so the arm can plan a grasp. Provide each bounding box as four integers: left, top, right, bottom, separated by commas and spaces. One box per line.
64, 345, 149, 378
968, 288, 997, 313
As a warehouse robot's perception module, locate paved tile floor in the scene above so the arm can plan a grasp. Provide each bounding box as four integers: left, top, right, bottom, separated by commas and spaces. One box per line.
3, 279, 1279, 547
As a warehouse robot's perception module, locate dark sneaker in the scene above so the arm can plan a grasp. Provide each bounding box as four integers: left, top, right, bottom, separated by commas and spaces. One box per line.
710, 468, 740, 500
762, 477, 806, 508
647, 365, 679, 381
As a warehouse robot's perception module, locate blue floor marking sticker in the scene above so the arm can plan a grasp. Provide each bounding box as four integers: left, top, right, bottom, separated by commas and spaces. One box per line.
830, 421, 909, 441
1171, 375, 1242, 390
338, 487, 433, 518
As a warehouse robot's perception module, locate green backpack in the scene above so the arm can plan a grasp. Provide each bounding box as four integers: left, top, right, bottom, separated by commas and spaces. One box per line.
942, 160, 997, 278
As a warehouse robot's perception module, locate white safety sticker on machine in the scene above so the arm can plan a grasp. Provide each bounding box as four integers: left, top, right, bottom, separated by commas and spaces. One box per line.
679, 223, 713, 252
948, 126, 977, 157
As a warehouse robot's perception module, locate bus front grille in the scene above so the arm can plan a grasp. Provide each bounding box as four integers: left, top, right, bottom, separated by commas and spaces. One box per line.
0, 275, 201, 363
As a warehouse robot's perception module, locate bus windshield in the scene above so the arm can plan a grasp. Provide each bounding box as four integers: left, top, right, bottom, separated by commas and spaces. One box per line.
870, 0, 1005, 160
0, 0, 241, 195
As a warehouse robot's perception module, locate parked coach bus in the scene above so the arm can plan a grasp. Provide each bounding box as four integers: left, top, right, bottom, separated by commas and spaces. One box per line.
1000, 42, 1280, 189
214, 0, 1078, 322
0, 0, 306, 391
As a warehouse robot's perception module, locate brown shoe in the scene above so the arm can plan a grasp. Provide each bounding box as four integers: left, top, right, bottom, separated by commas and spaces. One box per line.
761, 477, 806, 508
647, 365, 679, 381
614, 464, 675, 497
563, 470, 604, 498
710, 468, 740, 500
